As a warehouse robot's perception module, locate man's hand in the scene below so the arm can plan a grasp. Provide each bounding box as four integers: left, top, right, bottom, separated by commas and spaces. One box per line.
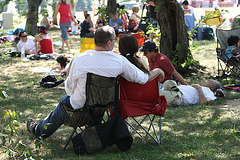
191, 84, 202, 90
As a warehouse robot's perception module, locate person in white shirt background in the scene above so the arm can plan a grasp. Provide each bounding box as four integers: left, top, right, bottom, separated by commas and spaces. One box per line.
17, 31, 36, 55
26, 26, 164, 139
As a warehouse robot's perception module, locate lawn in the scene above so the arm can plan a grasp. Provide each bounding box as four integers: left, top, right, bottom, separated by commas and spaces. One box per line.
0, 29, 240, 159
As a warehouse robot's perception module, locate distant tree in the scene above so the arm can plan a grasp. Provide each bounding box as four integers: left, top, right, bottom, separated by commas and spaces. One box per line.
0, 0, 11, 14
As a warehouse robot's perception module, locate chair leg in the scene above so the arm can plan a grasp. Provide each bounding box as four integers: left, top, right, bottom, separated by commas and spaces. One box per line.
159, 116, 162, 144
63, 129, 76, 150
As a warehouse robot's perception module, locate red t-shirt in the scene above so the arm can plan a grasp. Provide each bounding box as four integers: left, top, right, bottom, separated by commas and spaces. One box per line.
148, 52, 175, 83
59, 2, 71, 23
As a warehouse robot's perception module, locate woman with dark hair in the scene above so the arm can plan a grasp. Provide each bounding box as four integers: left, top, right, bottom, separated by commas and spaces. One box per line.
34, 26, 53, 55
51, 55, 70, 74
119, 34, 149, 74
53, 0, 77, 51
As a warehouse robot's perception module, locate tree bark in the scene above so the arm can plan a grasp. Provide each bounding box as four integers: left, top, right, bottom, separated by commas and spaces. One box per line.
154, 0, 190, 63
107, 0, 117, 19
26, 0, 43, 36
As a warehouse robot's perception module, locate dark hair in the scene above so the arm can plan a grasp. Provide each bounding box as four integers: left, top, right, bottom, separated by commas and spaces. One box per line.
119, 34, 149, 74
227, 35, 240, 46
85, 14, 90, 19
61, 0, 66, 5
56, 55, 69, 69
18, 31, 26, 37
38, 26, 48, 34
94, 26, 114, 48
182, 0, 189, 5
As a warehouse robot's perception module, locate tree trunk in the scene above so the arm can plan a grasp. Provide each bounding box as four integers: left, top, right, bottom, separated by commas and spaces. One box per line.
26, 0, 43, 36
107, 0, 117, 19
154, 0, 190, 63
52, 0, 58, 25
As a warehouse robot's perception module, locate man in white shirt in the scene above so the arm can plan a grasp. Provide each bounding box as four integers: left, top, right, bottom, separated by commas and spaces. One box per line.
17, 31, 36, 55
27, 26, 164, 139
159, 79, 221, 106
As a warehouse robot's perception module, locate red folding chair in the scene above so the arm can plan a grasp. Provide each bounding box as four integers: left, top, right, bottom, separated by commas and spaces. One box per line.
119, 77, 167, 144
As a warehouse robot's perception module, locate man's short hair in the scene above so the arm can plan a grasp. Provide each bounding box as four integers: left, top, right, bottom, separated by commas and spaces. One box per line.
211, 80, 221, 92
182, 0, 189, 5
85, 14, 90, 19
94, 26, 115, 48
18, 31, 26, 37
227, 35, 240, 46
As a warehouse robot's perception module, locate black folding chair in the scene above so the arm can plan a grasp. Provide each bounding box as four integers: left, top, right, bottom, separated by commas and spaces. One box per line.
61, 73, 119, 150
216, 29, 240, 84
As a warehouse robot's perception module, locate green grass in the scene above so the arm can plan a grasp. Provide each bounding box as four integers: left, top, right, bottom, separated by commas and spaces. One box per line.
0, 32, 240, 159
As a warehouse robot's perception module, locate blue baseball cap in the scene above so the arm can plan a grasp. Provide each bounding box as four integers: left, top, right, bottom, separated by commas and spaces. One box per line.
140, 40, 156, 52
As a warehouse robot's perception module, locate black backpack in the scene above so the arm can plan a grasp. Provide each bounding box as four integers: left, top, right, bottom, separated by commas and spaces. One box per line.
203, 27, 215, 40
39, 75, 64, 88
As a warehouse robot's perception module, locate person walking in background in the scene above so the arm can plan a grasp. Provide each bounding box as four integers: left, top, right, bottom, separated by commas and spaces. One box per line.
53, 0, 77, 51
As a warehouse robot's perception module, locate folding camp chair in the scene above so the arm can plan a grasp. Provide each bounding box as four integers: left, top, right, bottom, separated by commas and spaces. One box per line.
80, 38, 95, 53
119, 77, 167, 144
216, 28, 240, 84
61, 73, 119, 150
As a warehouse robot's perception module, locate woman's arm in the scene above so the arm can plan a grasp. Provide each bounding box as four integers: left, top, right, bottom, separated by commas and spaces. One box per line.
52, 3, 60, 22
148, 68, 165, 82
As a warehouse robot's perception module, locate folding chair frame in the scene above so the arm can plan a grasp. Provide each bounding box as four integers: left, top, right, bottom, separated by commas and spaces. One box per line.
62, 73, 119, 150
119, 79, 165, 144
216, 30, 240, 84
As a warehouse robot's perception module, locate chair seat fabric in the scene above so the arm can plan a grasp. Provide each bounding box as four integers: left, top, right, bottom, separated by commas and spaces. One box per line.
119, 77, 167, 119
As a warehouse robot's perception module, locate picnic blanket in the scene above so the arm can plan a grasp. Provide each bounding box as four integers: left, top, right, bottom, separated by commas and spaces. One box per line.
221, 84, 240, 92
53, 41, 62, 46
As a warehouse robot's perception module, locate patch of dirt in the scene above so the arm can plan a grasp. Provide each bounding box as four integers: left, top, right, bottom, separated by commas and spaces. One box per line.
219, 99, 240, 111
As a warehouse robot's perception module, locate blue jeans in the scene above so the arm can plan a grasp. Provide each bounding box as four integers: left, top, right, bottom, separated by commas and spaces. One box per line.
35, 95, 73, 138
60, 22, 71, 40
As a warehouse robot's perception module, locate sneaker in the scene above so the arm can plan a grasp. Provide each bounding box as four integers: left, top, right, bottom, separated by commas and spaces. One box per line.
27, 119, 37, 136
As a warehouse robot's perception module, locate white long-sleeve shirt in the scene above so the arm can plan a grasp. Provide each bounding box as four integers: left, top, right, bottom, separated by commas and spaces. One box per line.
65, 50, 149, 109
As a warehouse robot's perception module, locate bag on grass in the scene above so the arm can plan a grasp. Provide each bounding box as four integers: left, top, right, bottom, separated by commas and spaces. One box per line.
71, 113, 133, 155
39, 75, 64, 88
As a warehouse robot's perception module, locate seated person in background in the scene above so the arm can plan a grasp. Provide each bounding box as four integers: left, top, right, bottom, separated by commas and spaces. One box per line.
34, 26, 53, 56
225, 35, 240, 62
71, 16, 80, 35
140, 40, 187, 85
80, 14, 95, 38
41, 12, 51, 30
182, 0, 195, 31
17, 31, 36, 55
128, 5, 140, 32
51, 55, 70, 74
159, 79, 221, 106
109, 12, 125, 37
95, 14, 106, 29
27, 26, 164, 139
83, 10, 93, 28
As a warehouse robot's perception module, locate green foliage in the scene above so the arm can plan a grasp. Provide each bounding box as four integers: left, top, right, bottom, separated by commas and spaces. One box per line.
1, 109, 47, 159
15, 0, 28, 16
95, 5, 108, 22
0, 0, 11, 14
